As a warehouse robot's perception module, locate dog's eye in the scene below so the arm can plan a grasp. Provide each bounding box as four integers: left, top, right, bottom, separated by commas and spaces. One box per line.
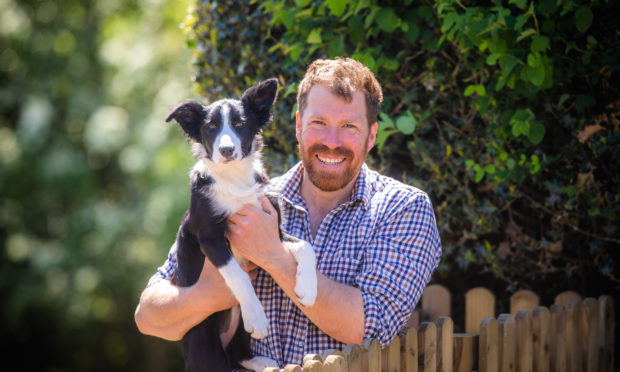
207, 123, 217, 129
234, 122, 244, 127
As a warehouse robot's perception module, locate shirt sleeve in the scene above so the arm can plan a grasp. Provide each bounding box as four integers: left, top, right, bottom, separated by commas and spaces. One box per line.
146, 241, 178, 288
356, 191, 442, 346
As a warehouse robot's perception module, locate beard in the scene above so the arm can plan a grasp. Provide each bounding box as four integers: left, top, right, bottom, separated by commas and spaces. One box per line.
298, 137, 369, 192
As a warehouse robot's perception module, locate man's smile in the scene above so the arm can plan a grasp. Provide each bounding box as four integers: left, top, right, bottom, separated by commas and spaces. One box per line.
316, 154, 345, 165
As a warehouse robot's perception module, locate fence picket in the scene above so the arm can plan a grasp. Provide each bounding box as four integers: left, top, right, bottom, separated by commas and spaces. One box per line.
598, 295, 614, 372
583, 298, 599, 372
284, 365, 303, 372
466, 287, 496, 334
302, 359, 323, 372
498, 313, 516, 372
436, 317, 453, 372
515, 310, 532, 372
382, 334, 400, 372
549, 304, 566, 372
342, 344, 361, 372
532, 306, 550, 372
323, 355, 346, 372
422, 284, 451, 322
453, 334, 478, 372
554, 291, 581, 306
399, 327, 418, 372
418, 322, 437, 372
479, 318, 499, 372
510, 290, 539, 316
362, 338, 381, 372
565, 301, 583, 372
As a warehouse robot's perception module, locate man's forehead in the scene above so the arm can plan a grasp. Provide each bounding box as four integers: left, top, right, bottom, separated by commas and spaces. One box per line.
304, 85, 366, 119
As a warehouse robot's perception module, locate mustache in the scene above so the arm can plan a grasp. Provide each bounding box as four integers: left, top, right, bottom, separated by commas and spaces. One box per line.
306, 143, 354, 158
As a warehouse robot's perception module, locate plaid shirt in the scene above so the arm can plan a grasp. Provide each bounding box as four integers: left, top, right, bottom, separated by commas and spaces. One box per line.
147, 162, 442, 367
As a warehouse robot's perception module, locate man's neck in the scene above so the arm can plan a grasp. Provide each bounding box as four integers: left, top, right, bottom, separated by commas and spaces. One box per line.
300, 169, 359, 237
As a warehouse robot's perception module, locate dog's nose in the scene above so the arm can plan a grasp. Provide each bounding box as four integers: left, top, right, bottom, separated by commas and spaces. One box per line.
219, 146, 235, 160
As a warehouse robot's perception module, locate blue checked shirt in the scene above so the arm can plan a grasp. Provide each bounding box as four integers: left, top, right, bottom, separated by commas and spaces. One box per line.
147, 162, 442, 367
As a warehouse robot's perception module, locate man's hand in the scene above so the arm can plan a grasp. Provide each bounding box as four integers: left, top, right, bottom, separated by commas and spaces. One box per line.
226, 196, 293, 270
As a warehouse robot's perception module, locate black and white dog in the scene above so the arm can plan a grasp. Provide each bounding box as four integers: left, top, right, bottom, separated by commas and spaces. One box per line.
165, 79, 317, 372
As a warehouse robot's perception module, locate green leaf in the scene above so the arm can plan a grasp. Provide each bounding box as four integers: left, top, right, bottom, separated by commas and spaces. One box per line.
475, 165, 485, 182
406, 22, 420, 43
499, 54, 519, 74
484, 164, 496, 174
464, 85, 477, 97
517, 28, 537, 42
395, 112, 417, 134
306, 29, 322, 44
575, 7, 593, 33
327, 0, 348, 17
576, 95, 595, 113
376, 7, 400, 33
528, 121, 545, 144
531, 35, 550, 53
486, 53, 500, 66
295, 0, 311, 7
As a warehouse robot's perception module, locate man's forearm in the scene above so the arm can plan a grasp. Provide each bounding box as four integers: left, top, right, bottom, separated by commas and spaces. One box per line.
266, 252, 366, 345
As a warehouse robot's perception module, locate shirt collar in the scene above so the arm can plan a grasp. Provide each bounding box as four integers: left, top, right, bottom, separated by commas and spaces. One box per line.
278, 162, 372, 209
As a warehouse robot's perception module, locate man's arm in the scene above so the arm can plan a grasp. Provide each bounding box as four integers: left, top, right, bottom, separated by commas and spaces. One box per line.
227, 197, 366, 345
134, 257, 246, 341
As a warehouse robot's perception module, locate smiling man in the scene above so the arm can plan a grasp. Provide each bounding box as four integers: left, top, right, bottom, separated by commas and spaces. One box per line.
135, 58, 442, 368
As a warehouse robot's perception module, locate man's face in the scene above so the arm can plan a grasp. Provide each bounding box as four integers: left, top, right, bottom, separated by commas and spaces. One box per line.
296, 85, 377, 192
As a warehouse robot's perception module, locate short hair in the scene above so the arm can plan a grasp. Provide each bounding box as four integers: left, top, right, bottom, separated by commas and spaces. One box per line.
297, 58, 383, 126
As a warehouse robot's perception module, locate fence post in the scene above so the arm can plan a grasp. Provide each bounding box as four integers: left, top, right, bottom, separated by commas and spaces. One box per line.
583, 298, 599, 372
342, 344, 361, 372
399, 327, 418, 372
498, 313, 516, 372
531, 306, 550, 372
549, 304, 566, 372
422, 284, 451, 322
362, 338, 381, 372
284, 365, 303, 372
510, 290, 539, 316
479, 317, 499, 372
466, 287, 496, 334
598, 295, 614, 372
382, 334, 400, 372
453, 334, 478, 372
418, 322, 437, 372
565, 301, 583, 372
436, 316, 453, 372
515, 310, 533, 372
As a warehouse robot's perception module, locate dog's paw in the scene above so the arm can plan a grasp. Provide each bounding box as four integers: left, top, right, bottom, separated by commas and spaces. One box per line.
295, 267, 317, 307
239, 356, 279, 372
241, 307, 269, 339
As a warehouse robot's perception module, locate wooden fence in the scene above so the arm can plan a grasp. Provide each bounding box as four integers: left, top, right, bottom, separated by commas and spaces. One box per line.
263, 286, 614, 372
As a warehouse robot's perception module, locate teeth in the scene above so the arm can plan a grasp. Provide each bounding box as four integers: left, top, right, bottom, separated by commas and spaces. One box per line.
317, 155, 344, 164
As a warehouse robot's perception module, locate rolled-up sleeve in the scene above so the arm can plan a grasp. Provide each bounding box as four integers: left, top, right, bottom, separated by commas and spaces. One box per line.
356, 192, 442, 346
146, 242, 178, 288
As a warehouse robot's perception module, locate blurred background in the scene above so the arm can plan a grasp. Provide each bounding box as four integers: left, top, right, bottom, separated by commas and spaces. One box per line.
1, 0, 618, 371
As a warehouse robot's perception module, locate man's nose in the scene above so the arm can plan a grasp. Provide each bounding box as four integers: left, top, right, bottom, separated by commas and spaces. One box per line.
321, 126, 341, 148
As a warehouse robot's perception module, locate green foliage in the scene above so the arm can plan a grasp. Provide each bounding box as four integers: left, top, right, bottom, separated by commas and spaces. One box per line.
1, 0, 192, 369
190, 0, 620, 295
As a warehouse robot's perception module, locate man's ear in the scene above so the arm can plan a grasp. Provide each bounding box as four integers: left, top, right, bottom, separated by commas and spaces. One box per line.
165, 100, 205, 142
367, 122, 378, 152
295, 110, 304, 144
241, 78, 279, 124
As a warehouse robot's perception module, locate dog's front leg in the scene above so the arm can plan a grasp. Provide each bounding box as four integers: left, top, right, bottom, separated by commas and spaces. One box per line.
283, 236, 317, 307
199, 235, 269, 339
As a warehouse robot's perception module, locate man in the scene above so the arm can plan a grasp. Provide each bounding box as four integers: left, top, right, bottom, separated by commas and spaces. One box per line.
135, 58, 442, 366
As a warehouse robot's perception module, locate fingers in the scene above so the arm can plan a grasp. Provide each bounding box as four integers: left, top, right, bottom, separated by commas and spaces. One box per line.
259, 196, 277, 215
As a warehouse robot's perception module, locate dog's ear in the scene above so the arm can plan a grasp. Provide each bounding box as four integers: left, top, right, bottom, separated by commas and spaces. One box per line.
165, 100, 204, 142
241, 78, 278, 124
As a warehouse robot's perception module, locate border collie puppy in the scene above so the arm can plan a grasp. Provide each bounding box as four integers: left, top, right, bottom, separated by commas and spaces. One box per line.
165, 79, 317, 372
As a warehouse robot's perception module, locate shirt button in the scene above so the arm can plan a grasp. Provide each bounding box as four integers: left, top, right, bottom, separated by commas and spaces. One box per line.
298, 341, 303, 347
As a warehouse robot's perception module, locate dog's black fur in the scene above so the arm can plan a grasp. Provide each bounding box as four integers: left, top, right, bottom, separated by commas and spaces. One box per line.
165, 79, 295, 371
